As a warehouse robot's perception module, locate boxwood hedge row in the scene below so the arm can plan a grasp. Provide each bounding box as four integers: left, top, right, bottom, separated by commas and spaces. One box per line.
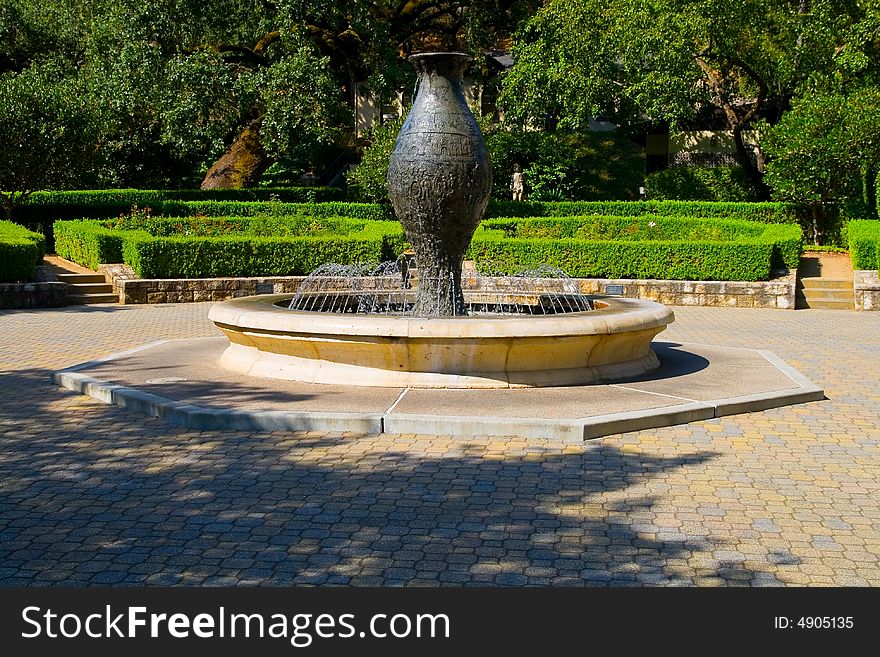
468, 236, 776, 281
55, 215, 800, 282
848, 220, 880, 270
484, 200, 803, 224
481, 216, 802, 271
12, 187, 346, 246
56, 218, 405, 278
147, 198, 803, 225
0, 221, 46, 282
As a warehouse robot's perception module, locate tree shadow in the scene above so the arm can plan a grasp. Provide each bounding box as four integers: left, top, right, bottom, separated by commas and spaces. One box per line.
0, 366, 785, 587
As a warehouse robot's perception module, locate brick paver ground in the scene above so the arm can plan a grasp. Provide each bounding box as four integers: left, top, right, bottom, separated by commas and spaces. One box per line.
0, 303, 877, 586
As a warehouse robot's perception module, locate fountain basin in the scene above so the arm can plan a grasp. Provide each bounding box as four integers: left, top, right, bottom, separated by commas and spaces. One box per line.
209, 294, 674, 388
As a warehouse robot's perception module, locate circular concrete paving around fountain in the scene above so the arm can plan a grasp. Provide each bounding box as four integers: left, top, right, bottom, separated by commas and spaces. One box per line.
54, 334, 823, 441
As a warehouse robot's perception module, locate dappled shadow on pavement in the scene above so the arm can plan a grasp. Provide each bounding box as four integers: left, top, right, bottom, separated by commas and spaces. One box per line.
0, 367, 780, 587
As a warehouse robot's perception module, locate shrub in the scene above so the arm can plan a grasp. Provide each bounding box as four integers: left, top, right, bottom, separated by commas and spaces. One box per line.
346, 116, 405, 203
476, 215, 801, 276
847, 220, 880, 270
21, 187, 344, 207
485, 199, 802, 224
486, 130, 645, 201
54, 221, 128, 270
468, 236, 775, 281
53, 213, 798, 282
54, 217, 404, 278
12, 187, 345, 245
644, 167, 758, 202
156, 200, 392, 221
0, 221, 46, 282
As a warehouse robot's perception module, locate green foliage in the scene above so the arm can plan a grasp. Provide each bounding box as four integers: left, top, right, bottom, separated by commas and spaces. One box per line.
498, 0, 880, 199
2, 1, 541, 189
14, 188, 348, 245
484, 200, 802, 224
0, 220, 45, 282
0, 63, 99, 218
53, 220, 126, 270
156, 201, 392, 221
54, 216, 405, 278
21, 187, 343, 208
485, 130, 644, 200
801, 244, 849, 254
483, 216, 765, 242
346, 116, 406, 203
764, 87, 880, 244
468, 237, 775, 282
499, 0, 848, 131
645, 167, 758, 202
478, 215, 801, 273
847, 220, 880, 270
55, 211, 799, 282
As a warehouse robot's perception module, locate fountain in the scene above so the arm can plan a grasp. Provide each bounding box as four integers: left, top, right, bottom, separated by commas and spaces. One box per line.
208, 52, 674, 388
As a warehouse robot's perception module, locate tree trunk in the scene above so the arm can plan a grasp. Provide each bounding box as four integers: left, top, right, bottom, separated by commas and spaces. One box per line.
200, 116, 273, 189
732, 126, 770, 200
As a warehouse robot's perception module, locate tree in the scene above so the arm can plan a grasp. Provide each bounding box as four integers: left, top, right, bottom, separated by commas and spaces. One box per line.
1, 1, 541, 189
0, 64, 98, 221
499, 0, 868, 199
763, 87, 880, 244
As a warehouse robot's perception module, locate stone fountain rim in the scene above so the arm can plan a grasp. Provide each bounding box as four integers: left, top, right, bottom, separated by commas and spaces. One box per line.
208, 294, 675, 339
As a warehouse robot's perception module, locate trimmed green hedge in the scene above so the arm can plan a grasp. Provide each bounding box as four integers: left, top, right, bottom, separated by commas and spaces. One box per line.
22, 186, 344, 207
55, 217, 405, 278
122, 234, 399, 279
12, 187, 346, 245
155, 200, 392, 221
55, 214, 798, 282
484, 200, 803, 224
107, 214, 364, 238
848, 220, 880, 270
468, 237, 776, 281
481, 215, 801, 271
30, 195, 803, 258
55, 221, 126, 271
472, 216, 800, 280
0, 221, 46, 282
162, 199, 799, 225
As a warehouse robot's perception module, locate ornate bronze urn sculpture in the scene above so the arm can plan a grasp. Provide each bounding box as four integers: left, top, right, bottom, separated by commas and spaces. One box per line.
386, 52, 493, 316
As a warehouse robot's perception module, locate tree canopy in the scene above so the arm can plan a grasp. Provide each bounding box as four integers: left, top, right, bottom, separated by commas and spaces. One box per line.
2, 0, 880, 217
499, 0, 880, 198
0, 0, 538, 191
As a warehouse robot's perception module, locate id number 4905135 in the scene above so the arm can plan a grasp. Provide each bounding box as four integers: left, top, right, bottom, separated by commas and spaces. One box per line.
774, 616, 854, 629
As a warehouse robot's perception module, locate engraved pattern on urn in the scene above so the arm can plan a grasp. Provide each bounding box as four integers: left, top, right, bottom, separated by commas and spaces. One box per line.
387, 52, 493, 316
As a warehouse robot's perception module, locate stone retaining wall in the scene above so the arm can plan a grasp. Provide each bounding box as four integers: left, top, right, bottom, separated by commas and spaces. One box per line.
103, 264, 797, 309
577, 275, 796, 309
0, 282, 68, 309
854, 270, 880, 311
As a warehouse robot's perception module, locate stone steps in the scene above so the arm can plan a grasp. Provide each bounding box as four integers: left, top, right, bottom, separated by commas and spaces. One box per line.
49, 261, 117, 304
67, 292, 119, 305
57, 273, 106, 285
796, 277, 854, 310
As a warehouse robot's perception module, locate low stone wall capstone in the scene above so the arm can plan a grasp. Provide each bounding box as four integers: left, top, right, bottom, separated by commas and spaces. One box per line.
102, 264, 797, 309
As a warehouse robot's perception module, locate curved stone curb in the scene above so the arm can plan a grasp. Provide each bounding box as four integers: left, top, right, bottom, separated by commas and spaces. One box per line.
53, 340, 825, 441
53, 370, 384, 434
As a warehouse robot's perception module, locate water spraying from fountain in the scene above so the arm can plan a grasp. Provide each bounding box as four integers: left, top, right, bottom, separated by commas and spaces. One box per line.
208, 51, 673, 388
